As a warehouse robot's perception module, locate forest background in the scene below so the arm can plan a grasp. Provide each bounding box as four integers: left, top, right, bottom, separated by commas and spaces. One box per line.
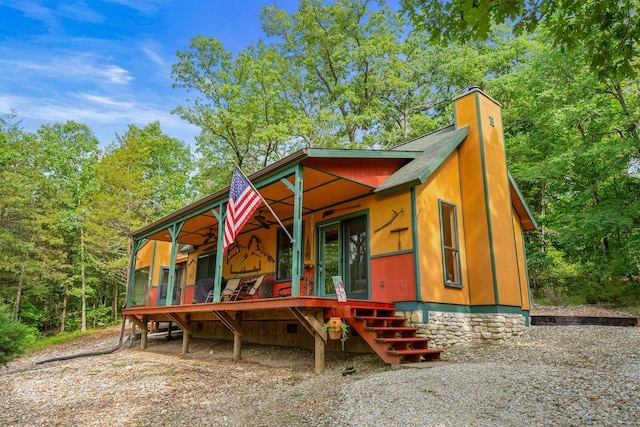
1, 0, 639, 340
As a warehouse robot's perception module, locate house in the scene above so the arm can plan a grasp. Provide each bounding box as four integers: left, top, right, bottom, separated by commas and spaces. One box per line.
123, 88, 537, 371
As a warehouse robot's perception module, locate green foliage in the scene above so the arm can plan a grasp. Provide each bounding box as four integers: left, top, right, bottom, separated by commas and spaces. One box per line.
1, 0, 639, 330
401, 0, 640, 80
0, 305, 32, 365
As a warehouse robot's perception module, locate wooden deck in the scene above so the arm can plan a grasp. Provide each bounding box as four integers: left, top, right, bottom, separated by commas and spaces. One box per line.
122, 297, 398, 373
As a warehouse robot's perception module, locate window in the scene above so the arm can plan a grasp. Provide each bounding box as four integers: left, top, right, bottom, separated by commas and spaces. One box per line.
158, 267, 181, 306
196, 252, 216, 282
130, 266, 149, 306
276, 224, 294, 280
439, 201, 462, 287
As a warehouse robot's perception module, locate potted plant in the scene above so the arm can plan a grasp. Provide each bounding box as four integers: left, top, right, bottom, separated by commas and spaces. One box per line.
323, 317, 349, 350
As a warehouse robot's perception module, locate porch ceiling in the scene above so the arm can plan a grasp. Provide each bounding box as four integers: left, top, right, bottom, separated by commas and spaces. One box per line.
143, 166, 375, 246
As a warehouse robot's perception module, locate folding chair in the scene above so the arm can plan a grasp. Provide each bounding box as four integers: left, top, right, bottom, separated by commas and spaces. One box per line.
220, 278, 242, 302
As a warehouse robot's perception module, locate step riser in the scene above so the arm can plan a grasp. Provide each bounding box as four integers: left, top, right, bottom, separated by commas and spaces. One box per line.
346, 306, 443, 364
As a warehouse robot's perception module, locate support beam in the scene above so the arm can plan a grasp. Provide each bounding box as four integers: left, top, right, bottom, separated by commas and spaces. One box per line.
212, 311, 243, 361
166, 313, 191, 355
290, 307, 327, 373
290, 308, 327, 341
140, 315, 148, 350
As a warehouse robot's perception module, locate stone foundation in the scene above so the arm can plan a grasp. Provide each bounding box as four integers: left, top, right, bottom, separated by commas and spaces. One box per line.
395, 310, 527, 347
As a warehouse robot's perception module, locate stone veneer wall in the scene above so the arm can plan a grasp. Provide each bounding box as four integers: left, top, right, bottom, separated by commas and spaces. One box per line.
395, 310, 527, 347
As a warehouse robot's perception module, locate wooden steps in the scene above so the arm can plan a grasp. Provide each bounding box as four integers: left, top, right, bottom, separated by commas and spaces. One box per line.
340, 306, 443, 365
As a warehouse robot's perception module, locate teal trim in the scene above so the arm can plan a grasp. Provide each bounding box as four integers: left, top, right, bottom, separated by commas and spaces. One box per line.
438, 199, 463, 288
395, 301, 531, 323
316, 209, 371, 299
148, 240, 157, 306
165, 221, 184, 307
157, 266, 181, 307
521, 227, 534, 317
306, 148, 419, 159
280, 177, 295, 193
136, 207, 214, 241
127, 238, 145, 308
252, 165, 298, 190
291, 164, 304, 296
511, 207, 525, 308
475, 91, 500, 305
370, 249, 414, 259
507, 169, 538, 229
214, 203, 226, 303
410, 187, 421, 302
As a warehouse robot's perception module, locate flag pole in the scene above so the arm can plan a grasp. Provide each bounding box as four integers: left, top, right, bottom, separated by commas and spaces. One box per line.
234, 164, 295, 243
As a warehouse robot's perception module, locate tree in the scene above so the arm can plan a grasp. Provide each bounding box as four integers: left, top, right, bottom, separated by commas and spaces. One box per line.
485, 30, 640, 303
0, 305, 31, 365
172, 36, 302, 192
86, 123, 194, 322
36, 121, 100, 332
401, 0, 640, 80
261, 0, 406, 147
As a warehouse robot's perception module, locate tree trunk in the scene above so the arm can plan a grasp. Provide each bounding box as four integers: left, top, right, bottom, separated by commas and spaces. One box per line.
13, 259, 25, 321
81, 226, 87, 333
60, 281, 68, 333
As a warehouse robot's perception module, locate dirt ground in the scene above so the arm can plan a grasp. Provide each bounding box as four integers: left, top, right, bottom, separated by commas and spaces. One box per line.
2, 304, 638, 426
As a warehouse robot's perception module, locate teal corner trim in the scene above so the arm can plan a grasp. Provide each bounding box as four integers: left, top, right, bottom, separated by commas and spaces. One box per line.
214, 203, 226, 303
410, 187, 421, 302
291, 164, 304, 296
148, 240, 157, 306
475, 91, 499, 305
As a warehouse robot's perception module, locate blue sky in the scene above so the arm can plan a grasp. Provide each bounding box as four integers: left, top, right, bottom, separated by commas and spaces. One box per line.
0, 0, 303, 147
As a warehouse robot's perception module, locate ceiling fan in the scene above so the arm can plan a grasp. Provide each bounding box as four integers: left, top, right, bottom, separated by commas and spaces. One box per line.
254, 210, 272, 229
203, 228, 216, 244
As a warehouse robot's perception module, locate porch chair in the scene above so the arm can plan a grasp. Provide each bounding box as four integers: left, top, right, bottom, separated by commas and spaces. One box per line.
222, 276, 266, 301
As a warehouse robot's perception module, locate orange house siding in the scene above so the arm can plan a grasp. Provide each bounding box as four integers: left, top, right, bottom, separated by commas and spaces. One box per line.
415, 150, 470, 306
455, 93, 495, 305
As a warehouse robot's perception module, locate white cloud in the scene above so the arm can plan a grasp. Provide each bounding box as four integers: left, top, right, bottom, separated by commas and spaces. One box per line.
0, 92, 200, 146
0, 54, 133, 85
103, 0, 168, 15
142, 45, 164, 66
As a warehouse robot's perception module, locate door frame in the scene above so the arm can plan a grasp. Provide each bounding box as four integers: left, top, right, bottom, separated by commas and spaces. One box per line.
316, 210, 370, 300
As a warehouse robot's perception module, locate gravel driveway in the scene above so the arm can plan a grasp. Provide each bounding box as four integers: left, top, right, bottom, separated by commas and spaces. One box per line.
1, 319, 639, 426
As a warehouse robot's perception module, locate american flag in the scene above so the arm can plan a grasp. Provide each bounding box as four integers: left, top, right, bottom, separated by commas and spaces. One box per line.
223, 166, 262, 252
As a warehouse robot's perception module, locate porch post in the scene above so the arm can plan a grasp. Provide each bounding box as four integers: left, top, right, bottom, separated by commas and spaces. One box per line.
233, 312, 242, 361
140, 315, 148, 350
182, 314, 190, 355
166, 221, 184, 306
212, 203, 226, 303
291, 164, 304, 296
126, 238, 144, 308
315, 309, 325, 373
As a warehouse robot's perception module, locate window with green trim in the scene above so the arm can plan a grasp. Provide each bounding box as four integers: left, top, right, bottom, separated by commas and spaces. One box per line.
439, 201, 462, 287
276, 224, 294, 280
130, 266, 149, 306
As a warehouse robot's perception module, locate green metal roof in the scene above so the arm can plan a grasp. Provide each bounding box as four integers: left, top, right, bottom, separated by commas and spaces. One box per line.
375, 125, 469, 195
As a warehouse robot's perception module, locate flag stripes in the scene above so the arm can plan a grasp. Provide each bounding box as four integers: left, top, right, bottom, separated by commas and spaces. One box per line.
223, 166, 262, 252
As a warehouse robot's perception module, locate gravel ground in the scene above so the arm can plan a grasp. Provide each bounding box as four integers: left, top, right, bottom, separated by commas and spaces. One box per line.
1, 308, 639, 427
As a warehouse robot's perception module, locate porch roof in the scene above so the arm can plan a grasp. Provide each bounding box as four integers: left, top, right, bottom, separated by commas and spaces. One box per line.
131, 147, 418, 245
